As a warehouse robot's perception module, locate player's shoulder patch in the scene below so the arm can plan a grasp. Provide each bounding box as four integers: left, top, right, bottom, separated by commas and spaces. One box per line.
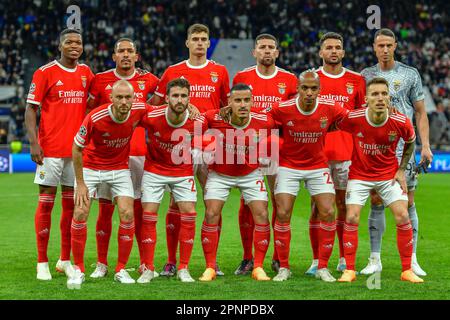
390, 113, 407, 124
131, 102, 146, 110
147, 106, 166, 118
91, 105, 110, 122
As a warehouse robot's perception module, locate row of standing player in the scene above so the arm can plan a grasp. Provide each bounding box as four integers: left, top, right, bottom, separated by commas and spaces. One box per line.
25, 24, 432, 285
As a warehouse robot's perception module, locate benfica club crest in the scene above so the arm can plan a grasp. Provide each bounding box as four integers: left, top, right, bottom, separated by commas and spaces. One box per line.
137, 81, 145, 91
346, 83, 354, 94
277, 83, 286, 95
81, 76, 87, 88
320, 116, 328, 129
210, 72, 219, 83
393, 80, 401, 91
388, 131, 397, 142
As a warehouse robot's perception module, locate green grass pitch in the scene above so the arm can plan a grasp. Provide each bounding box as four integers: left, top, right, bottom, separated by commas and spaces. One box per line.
0, 173, 449, 300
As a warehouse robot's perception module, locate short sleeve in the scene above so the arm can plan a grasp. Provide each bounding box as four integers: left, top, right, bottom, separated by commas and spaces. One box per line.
220, 67, 231, 107
26, 69, 48, 108
409, 69, 425, 103
74, 115, 92, 148
154, 69, 170, 98
401, 117, 416, 143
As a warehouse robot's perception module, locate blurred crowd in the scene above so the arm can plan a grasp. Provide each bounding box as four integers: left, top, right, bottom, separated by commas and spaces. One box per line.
0, 0, 449, 146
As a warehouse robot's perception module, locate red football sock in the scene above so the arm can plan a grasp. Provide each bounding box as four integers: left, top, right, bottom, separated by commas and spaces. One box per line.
271, 193, 279, 261
115, 220, 135, 273
253, 223, 270, 268
60, 191, 74, 261
273, 220, 291, 269
71, 218, 87, 272
178, 212, 196, 270
35, 194, 55, 263
201, 221, 219, 269
96, 198, 114, 265
141, 212, 158, 271
336, 218, 345, 259
216, 215, 222, 257
309, 219, 320, 260
397, 222, 413, 271
318, 221, 337, 269
166, 205, 181, 265
238, 198, 254, 260
343, 222, 359, 271
133, 199, 144, 265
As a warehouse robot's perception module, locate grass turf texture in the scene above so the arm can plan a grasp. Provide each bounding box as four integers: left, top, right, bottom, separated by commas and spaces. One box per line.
0, 173, 449, 300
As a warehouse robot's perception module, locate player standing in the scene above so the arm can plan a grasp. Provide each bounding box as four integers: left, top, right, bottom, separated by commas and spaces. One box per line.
67, 80, 147, 289
136, 78, 207, 283
151, 23, 230, 277
24, 29, 93, 280
87, 38, 159, 278
270, 70, 348, 282
232, 33, 298, 275
336, 77, 423, 283
306, 32, 366, 275
198, 83, 274, 282
359, 28, 432, 276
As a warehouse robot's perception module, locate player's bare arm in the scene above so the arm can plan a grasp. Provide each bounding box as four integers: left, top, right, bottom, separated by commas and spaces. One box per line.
72, 143, 89, 209
24, 104, 44, 165
395, 140, 415, 193
414, 99, 433, 164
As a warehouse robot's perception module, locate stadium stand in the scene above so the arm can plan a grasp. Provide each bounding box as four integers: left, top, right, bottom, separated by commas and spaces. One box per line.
0, 0, 448, 146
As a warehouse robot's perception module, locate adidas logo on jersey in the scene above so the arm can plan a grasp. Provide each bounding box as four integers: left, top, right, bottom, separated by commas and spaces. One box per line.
102, 132, 110, 137
286, 121, 294, 127
56, 80, 64, 86
106, 84, 112, 90
154, 132, 161, 137
357, 132, 364, 138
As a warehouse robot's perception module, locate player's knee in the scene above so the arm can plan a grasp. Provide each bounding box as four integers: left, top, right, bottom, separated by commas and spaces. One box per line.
204, 209, 220, 223
318, 206, 335, 222
118, 206, 134, 222
394, 210, 410, 225
275, 207, 291, 223
73, 208, 89, 222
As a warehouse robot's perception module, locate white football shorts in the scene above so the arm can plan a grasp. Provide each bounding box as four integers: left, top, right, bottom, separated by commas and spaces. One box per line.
346, 179, 408, 207
34, 157, 74, 187
141, 171, 197, 204
274, 166, 336, 196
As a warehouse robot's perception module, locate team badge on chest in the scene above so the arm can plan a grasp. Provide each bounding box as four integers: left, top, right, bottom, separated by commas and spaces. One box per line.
210, 72, 219, 83
137, 81, 146, 91
346, 82, 354, 94
393, 80, 401, 91
277, 83, 286, 95
81, 76, 87, 88
388, 131, 397, 142
320, 116, 328, 129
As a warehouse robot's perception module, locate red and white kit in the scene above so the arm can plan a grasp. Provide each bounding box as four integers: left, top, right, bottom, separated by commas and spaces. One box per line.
74, 102, 147, 199
27, 60, 94, 186
317, 67, 366, 189
202, 109, 275, 203
140, 106, 207, 203
269, 98, 348, 196
155, 60, 230, 112
233, 66, 298, 112
337, 108, 416, 206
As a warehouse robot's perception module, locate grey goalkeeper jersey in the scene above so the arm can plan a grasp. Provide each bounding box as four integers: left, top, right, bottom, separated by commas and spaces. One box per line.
361, 61, 425, 157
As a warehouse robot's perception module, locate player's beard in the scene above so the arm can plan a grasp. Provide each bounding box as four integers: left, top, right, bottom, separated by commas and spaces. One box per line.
259, 57, 275, 67
170, 102, 188, 116
324, 57, 342, 66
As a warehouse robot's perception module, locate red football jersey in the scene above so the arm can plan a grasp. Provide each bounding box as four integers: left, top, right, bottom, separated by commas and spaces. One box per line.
74, 102, 147, 170
203, 110, 275, 176
154, 60, 230, 112
26, 60, 94, 157
232, 66, 298, 112
337, 109, 416, 181
269, 98, 348, 170
317, 67, 366, 161
89, 68, 159, 156
140, 106, 207, 177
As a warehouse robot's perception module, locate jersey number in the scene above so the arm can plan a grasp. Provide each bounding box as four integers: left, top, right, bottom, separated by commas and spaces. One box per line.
323, 172, 333, 184
256, 180, 267, 192
188, 178, 196, 192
